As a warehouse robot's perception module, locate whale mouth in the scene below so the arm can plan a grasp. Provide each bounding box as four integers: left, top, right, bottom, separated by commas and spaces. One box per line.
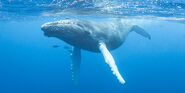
41, 18, 93, 39
41, 23, 48, 31
41, 18, 81, 38
41, 22, 59, 37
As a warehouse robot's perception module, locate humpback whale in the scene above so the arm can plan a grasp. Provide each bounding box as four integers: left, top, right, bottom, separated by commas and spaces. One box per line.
41, 18, 151, 84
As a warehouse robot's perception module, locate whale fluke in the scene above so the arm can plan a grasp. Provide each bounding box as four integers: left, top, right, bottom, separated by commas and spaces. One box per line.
131, 25, 151, 39
70, 47, 81, 84
99, 43, 125, 84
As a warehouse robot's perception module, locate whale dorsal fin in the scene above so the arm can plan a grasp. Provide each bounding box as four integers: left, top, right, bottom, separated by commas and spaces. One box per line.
70, 47, 81, 84
131, 25, 151, 39
99, 43, 125, 84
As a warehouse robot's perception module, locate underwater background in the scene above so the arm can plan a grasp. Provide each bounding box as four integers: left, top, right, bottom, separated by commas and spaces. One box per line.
0, 0, 185, 93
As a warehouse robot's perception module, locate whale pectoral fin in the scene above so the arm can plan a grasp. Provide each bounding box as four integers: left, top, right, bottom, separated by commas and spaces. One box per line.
99, 43, 125, 84
131, 25, 151, 39
70, 47, 81, 84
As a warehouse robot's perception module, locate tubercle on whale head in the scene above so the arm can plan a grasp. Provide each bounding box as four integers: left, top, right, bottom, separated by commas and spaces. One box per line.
41, 18, 87, 38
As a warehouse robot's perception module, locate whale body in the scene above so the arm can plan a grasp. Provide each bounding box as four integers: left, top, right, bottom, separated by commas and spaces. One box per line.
41, 18, 151, 84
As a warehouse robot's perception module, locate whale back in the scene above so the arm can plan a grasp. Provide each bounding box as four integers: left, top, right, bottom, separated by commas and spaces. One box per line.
89, 19, 133, 51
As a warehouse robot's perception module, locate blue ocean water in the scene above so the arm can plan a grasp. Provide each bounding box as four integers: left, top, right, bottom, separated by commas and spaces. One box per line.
0, 0, 185, 93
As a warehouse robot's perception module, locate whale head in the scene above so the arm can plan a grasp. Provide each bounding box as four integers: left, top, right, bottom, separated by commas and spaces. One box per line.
41, 18, 92, 39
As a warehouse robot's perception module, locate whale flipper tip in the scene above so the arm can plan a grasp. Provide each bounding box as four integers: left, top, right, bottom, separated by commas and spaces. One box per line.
99, 43, 125, 84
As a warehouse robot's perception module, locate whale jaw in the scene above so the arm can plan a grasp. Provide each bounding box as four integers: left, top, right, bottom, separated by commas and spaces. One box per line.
41, 19, 77, 37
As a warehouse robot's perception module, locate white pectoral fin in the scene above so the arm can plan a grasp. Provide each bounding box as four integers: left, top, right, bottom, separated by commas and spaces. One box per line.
99, 43, 125, 84
71, 47, 81, 84
131, 25, 151, 39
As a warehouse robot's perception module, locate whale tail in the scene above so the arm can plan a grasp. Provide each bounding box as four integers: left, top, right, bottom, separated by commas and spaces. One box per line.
131, 25, 151, 39
99, 43, 125, 84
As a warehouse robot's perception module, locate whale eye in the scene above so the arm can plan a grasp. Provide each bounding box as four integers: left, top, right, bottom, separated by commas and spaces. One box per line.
65, 18, 70, 19
84, 31, 91, 35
